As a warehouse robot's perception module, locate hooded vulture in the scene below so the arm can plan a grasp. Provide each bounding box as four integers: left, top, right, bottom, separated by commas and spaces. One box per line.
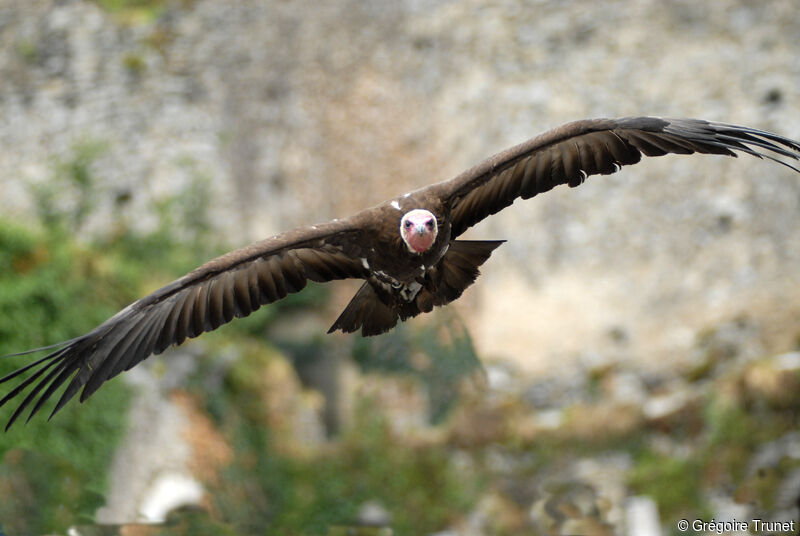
2, 117, 799, 429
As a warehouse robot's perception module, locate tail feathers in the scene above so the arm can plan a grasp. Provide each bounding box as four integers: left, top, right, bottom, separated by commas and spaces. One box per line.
430, 240, 504, 305
329, 240, 504, 337
327, 283, 399, 337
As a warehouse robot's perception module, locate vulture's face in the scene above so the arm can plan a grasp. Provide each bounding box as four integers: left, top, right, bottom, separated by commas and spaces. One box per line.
400, 209, 438, 254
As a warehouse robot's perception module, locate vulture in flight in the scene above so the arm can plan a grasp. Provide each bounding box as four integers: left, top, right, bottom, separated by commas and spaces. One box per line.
2, 116, 800, 429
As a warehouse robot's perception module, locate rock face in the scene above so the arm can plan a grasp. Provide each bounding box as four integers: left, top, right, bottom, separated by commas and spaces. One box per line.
1, 0, 799, 371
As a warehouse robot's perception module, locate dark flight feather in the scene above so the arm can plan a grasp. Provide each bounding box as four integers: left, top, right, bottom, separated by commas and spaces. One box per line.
440, 118, 800, 236
2, 116, 799, 428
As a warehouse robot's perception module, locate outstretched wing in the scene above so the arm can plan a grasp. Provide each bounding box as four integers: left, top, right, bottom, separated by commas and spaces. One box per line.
438, 117, 800, 237
0, 221, 369, 429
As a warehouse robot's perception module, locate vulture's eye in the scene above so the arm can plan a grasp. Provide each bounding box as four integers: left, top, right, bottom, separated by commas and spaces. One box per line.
426, 219, 434, 229
404, 220, 413, 229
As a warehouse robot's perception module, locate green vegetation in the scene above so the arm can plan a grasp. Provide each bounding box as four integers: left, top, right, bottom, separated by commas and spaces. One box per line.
0, 221, 132, 534
629, 449, 706, 522
0, 140, 226, 534
626, 389, 800, 528
353, 312, 483, 423
179, 314, 486, 535
30, 139, 108, 234
90, 0, 200, 25
197, 357, 481, 535
15, 39, 39, 64
90, 0, 170, 23
122, 52, 147, 78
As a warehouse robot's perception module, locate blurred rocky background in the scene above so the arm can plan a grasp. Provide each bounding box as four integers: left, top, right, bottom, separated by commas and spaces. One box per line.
0, 0, 799, 534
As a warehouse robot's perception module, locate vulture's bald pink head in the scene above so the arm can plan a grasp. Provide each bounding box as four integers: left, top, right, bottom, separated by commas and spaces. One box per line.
400, 209, 438, 254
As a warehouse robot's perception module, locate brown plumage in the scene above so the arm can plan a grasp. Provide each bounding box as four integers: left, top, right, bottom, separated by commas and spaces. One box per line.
2, 116, 799, 429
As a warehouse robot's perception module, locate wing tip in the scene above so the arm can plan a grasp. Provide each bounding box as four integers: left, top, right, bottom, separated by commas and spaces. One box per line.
0, 339, 84, 431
